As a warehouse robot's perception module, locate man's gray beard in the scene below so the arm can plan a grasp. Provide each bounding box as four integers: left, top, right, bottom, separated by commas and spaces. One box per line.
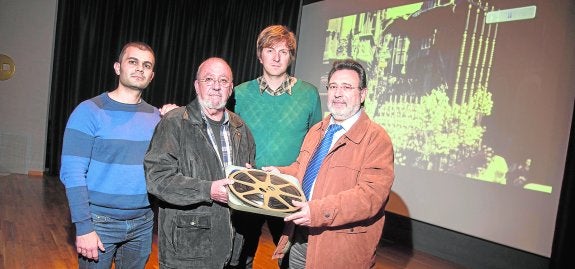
328, 103, 360, 121
199, 97, 226, 110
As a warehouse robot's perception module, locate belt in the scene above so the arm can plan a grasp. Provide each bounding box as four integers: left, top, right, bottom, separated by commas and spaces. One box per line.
294, 226, 309, 243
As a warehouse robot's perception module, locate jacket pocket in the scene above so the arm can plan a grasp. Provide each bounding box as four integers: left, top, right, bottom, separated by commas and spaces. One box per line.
173, 213, 212, 258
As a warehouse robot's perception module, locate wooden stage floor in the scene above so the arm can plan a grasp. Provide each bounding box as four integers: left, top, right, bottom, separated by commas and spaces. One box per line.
0, 174, 465, 268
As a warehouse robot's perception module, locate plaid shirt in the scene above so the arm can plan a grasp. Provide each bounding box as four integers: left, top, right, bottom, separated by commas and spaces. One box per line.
257, 75, 297, 96
201, 111, 232, 169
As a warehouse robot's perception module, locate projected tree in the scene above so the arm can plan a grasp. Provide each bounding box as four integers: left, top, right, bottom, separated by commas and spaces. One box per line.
322, 1, 520, 185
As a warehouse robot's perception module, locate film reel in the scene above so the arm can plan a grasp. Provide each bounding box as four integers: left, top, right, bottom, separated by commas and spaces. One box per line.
226, 167, 306, 216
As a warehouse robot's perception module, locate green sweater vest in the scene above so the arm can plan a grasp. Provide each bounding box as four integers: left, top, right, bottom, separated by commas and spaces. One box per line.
234, 79, 323, 168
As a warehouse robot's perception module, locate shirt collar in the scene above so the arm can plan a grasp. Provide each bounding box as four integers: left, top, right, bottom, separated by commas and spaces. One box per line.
257, 75, 297, 96
200, 109, 229, 125
329, 108, 362, 132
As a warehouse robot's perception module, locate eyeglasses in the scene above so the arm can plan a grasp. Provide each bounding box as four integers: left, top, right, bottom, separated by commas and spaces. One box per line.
199, 77, 231, 88
326, 83, 360, 92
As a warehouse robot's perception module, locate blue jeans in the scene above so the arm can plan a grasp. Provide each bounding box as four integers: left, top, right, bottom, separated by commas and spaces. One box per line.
79, 210, 153, 269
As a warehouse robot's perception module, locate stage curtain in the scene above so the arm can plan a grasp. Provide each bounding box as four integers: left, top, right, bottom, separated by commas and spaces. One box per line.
46, 0, 302, 176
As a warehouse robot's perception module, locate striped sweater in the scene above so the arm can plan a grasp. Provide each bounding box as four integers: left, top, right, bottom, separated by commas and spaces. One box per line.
60, 92, 160, 236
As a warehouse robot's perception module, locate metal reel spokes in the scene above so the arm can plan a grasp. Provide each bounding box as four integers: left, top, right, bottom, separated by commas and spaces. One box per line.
228, 169, 305, 213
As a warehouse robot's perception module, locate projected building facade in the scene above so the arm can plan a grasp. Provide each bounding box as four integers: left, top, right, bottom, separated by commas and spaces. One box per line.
322, 1, 544, 190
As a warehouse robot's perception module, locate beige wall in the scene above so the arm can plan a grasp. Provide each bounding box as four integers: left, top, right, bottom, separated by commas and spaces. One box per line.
0, 0, 58, 174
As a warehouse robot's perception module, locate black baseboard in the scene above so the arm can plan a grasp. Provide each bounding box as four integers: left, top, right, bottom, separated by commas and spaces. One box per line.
382, 212, 549, 269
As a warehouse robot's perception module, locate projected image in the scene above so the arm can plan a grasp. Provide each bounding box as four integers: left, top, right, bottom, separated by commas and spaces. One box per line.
321, 1, 546, 191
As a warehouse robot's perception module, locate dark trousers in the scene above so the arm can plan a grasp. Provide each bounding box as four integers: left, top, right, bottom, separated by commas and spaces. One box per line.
232, 211, 286, 269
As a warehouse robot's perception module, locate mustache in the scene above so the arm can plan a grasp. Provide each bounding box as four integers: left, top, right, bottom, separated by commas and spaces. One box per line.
199, 97, 226, 110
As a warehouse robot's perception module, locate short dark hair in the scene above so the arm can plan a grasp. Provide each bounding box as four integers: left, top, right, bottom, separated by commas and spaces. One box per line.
327, 59, 367, 89
117, 42, 155, 63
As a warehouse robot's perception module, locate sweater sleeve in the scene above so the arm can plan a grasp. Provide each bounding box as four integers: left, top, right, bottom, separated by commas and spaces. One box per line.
309, 87, 323, 128
60, 102, 98, 236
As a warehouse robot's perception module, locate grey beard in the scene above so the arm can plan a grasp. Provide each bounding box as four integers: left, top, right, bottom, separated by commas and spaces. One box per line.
198, 97, 226, 110
328, 103, 360, 121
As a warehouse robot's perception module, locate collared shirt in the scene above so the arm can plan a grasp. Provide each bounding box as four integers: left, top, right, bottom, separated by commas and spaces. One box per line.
307, 109, 362, 200
328, 108, 362, 151
257, 75, 297, 96
200, 110, 232, 169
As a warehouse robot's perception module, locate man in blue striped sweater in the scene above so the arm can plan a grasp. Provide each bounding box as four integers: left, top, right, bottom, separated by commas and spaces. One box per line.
60, 42, 172, 269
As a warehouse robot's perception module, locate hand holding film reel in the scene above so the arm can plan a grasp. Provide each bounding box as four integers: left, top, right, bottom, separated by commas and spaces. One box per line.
225, 165, 306, 217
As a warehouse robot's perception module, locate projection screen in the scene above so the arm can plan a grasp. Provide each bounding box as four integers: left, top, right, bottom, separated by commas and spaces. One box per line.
294, 0, 575, 257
